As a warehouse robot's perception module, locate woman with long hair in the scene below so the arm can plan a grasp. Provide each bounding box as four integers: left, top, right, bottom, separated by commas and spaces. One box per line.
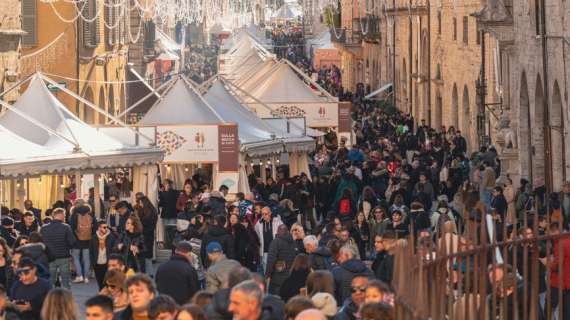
136, 195, 158, 276
279, 254, 312, 302
177, 182, 193, 213
228, 213, 249, 267
239, 215, 260, 272
353, 211, 370, 259
359, 186, 378, 220
40, 288, 79, 320
12, 235, 29, 251
116, 215, 145, 272
99, 269, 128, 312
0, 238, 11, 289
306, 270, 335, 297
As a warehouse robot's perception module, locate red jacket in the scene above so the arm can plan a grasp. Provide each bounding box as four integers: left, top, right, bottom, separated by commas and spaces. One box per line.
176, 192, 191, 212
550, 236, 570, 289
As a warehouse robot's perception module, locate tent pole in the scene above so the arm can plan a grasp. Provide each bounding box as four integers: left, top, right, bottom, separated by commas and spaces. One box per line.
0, 73, 35, 99
94, 173, 101, 219
115, 77, 176, 120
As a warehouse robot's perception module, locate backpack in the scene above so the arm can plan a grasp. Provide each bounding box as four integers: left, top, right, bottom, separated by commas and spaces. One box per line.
76, 214, 93, 241
339, 198, 351, 216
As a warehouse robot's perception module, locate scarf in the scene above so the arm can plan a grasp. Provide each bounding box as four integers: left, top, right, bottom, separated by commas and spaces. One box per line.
97, 229, 110, 249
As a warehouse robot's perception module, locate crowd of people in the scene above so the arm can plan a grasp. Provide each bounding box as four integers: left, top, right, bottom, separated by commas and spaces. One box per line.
185, 44, 219, 84
0, 33, 568, 320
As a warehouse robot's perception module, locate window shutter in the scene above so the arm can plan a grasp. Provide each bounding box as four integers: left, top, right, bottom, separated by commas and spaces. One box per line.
82, 0, 92, 47
93, 0, 100, 45
105, 4, 111, 45
21, 0, 37, 47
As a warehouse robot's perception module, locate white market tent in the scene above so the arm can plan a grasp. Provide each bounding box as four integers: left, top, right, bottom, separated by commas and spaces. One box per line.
0, 74, 164, 210
271, 4, 300, 21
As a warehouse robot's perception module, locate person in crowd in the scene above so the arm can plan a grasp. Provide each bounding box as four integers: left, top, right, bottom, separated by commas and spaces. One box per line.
304, 235, 333, 271
40, 288, 79, 320
116, 215, 145, 273
115, 274, 156, 320
279, 254, 312, 302
208, 191, 227, 217
0, 217, 18, 248
0, 284, 21, 319
266, 224, 298, 295
191, 291, 213, 310
365, 280, 393, 305
85, 295, 115, 320
69, 203, 96, 284
284, 296, 315, 320
177, 183, 194, 213
228, 280, 263, 320
90, 220, 116, 290
10, 258, 52, 320
107, 254, 136, 279
159, 179, 179, 249
331, 245, 373, 303
99, 269, 128, 312
40, 208, 75, 289
22, 201, 40, 225
15, 212, 38, 237
115, 201, 133, 235
176, 304, 207, 320
19, 232, 49, 276
155, 242, 200, 305
255, 207, 283, 271
0, 238, 11, 289
291, 223, 306, 254
135, 195, 158, 276
148, 295, 178, 320
375, 230, 398, 286
335, 275, 369, 320
353, 212, 370, 259
549, 229, 570, 319
228, 213, 259, 271
205, 266, 252, 320
360, 302, 394, 320
12, 236, 28, 251
200, 215, 235, 268
105, 195, 120, 233
205, 242, 240, 294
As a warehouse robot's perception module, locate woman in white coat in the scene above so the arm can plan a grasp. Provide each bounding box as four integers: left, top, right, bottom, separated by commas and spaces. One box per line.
254, 206, 284, 273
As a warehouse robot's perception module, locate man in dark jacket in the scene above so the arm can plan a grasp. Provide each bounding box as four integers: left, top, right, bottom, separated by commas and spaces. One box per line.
23, 200, 41, 225
266, 224, 298, 295
15, 212, 38, 237
40, 208, 75, 289
304, 235, 333, 270
332, 244, 374, 303
200, 215, 235, 268
334, 275, 369, 320
159, 179, 179, 249
0, 217, 17, 247
208, 191, 227, 216
155, 242, 200, 305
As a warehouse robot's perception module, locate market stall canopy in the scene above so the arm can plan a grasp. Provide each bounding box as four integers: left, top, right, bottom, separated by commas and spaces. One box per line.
139, 77, 225, 126
0, 75, 163, 177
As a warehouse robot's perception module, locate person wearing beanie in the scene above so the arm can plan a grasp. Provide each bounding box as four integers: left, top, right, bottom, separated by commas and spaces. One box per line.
311, 293, 338, 318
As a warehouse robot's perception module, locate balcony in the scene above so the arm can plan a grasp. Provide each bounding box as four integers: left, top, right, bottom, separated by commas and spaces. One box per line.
358, 16, 381, 43
330, 28, 362, 47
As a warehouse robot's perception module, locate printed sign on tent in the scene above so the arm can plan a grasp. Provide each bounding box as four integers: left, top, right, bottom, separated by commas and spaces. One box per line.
338, 102, 352, 133
156, 126, 219, 162
250, 103, 339, 128
218, 124, 239, 172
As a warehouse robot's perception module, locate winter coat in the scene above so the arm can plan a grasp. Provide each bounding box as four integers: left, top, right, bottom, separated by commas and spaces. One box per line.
254, 217, 283, 257
0, 226, 17, 248
155, 254, 200, 305
69, 211, 97, 249
334, 298, 359, 320
15, 222, 38, 237
40, 220, 76, 259
208, 195, 226, 216
279, 269, 310, 302
266, 234, 299, 287
137, 209, 158, 259
331, 258, 374, 303
205, 256, 241, 293
176, 192, 192, 213
89, 230, 117, 266
158, 189, 179, 219
201, 225, 235, 268
261, 294, 286, 320
310, 246, 333, 271
550, 237, 570, 289
205, 288, 232, 320
20, 243, 49, 269
116, 232, 144, 272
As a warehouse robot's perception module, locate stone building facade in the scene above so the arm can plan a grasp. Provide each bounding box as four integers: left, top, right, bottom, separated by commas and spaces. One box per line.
0, 0, 24, 103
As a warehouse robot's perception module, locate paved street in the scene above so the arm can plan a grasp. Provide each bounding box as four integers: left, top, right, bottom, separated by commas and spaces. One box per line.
70, 280, 99, 315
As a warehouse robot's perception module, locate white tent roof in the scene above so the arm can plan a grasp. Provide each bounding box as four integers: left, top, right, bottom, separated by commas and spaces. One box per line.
271, 4, 300, 20
139, 77, 225, 126
0, 75, 163, 177
247, 63, 327, 103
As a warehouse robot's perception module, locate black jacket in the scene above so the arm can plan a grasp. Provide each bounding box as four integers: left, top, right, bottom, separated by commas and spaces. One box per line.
15, 222, 38, 237
116, 232, 144, 271
332, 258, 374, 303
201, 225, 235, 268
40, 220, 76, 259
266, 234, 298, 285
155, 254, 200, 305
208, 196, 226, 216
20, 243, 49, 268
376, 253, 395, 286
89, 231, 117, 266
159, 189, 179, 219
334, 298, 359, 320
0, 226, 17, 248
205, 288, 232, 320
279, 269, 310, 302
309, 246, 333, 270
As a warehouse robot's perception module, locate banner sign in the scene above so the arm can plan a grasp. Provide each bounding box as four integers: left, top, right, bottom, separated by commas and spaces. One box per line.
215, 172, 239, 194
338, 102, 352, 133
248, 102, 339, 128
156, 125, 218, 163
218, 124, 239, 172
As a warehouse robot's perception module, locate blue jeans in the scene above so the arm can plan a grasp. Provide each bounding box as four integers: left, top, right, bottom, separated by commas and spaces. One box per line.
49, 258, 71, 289
71, 248, 90, 278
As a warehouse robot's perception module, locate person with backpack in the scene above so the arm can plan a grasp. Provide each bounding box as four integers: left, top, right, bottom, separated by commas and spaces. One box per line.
336, 188, 357, 223
69, 203, 96, 284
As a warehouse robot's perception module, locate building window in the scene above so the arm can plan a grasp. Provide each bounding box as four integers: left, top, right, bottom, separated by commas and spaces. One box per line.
436, 64, 442, 80
437, 11, 442, 35
463, 16, 468, 44
82, 0, 100, 48
21, 0, 37, 46
535, 0, 542, 35
476, 21, 481, 44
453, 18, 457, 40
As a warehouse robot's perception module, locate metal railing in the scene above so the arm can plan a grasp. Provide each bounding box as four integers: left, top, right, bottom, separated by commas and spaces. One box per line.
329, 28, 362, 46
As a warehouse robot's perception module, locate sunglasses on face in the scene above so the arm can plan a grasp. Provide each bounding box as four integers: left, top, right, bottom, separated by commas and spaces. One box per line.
351, 286, 366, 293
16, 268, 32, 276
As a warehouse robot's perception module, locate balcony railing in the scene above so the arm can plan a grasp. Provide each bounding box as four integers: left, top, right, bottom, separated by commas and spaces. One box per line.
329, 28, 362, 47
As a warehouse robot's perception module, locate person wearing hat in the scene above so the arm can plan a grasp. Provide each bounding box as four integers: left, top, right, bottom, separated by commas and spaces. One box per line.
0, 217, 17, 248
155, 241, 200, 305
205, 241, 240, 294
69, 203, 97, 284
